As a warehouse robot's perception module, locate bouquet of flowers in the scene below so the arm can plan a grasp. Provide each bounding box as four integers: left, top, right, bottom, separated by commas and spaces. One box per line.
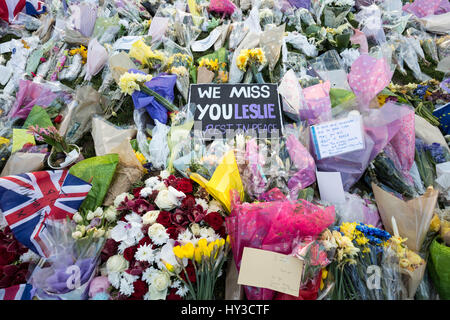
236, 48, 267, 84
99, 170, 229, 300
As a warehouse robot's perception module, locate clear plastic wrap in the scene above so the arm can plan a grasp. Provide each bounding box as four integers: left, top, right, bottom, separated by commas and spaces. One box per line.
29, 220, 105, 300
148, 120, 171, 170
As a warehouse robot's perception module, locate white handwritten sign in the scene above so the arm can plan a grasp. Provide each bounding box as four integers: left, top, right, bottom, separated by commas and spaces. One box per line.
237, 247, 303, 296
310, 115, 364, 160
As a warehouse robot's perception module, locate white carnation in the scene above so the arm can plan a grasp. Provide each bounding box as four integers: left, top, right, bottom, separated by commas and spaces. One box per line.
145, 176, 161, 189
140, 187, 154, 198
19, 250, 41, 264
159, 170, 170, 180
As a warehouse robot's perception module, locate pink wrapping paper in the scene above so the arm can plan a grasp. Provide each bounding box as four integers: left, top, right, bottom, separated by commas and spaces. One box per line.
403, 0, 441, 18
243, 138, 267, 199
209, 0, 236, 15
226, 189, 335, 300
350, 28, 369, 54
301, 81, 332, 125
85, 39, 108, 81
148, 17, 169, 43
348, 54, 392, 108
8, 80, 57, 119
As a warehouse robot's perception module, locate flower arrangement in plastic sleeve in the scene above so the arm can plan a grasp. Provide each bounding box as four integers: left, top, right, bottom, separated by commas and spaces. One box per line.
98, 170, 229, 300
29, 219, 105, 300
226, 188, 335, 299
128, 39, 166, 72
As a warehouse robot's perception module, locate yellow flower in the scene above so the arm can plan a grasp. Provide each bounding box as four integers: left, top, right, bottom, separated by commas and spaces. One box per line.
217, 70, 228, 83
170, 66, 188, 77
209, 59, 219, 71
339, 222, 357, 240
377, 94, 388, 107
430, 214, 441, 232
119, 72, 152, 95
173, 245, 185, 259
322, 268, 328, 279
236, 53, 249, 71
355, 236, 369, 246
194, 247, 202, 263
129, 40, 153, 64
226, 235, 230, 245
165, 262, 175, 272
183, 242, 195, 260
0, 137, 10, 146
197, 238, 208, 249
134, 151, 146, 165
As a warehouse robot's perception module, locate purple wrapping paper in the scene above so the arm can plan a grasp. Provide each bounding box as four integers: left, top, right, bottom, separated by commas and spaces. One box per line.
287, 0, 311, 10
8, 80, 57, 119
130, 70, 177, 125
403, 0, 442, 18
301, 81, 332, 125
314, 102, 413, 191
286, 134, 316, 198
78, 3, 97, 38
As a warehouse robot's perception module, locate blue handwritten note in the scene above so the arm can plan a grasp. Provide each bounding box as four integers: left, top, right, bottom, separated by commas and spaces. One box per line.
310, 115, 364, 160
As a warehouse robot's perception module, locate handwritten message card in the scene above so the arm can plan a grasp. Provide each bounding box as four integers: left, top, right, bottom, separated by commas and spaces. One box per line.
237, 247, 303, 297
310, 115, 364, 160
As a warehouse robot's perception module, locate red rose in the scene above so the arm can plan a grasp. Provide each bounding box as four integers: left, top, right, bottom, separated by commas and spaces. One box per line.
175, 178, 193, 194
123, 246, 137, 262
166, 226, 180, 240
101, 239, 119, 263
131, 280, 148, 299
167, 288, 183, 300
54, 114, 63, 124
156, 211, 172, 228
204, 212, 224, 231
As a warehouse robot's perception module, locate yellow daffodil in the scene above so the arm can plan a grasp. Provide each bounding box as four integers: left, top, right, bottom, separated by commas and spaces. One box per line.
173, 245, 185, 259
165, 262, 175, 273
194, 247, 202, 263
119, 72, 153, 95
184, 242, 195, 260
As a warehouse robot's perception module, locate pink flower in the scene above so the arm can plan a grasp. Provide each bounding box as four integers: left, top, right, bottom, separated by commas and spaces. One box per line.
89, 276, 110, 298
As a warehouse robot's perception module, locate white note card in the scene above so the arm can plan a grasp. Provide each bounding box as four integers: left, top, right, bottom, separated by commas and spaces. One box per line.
316, 171, 346, 204
310, 115, 364, 160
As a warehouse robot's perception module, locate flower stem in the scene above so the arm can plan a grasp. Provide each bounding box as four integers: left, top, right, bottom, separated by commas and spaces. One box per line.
139, 85, 179, 112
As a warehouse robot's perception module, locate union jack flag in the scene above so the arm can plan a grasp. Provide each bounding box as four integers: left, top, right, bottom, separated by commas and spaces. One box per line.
0, 0, 47, 23
0, 170, 91, 257
0, 284, 33, 300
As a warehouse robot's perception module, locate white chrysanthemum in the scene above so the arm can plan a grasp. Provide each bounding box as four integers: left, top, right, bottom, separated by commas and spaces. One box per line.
143, 292, 151, 300
119, 278, 135, 296
159, 170, 170, 180
145, 176, 161, 189
118, 242, 130, 255
114, 192, 133, 207
140, 187, 154, 198
108, 271, 121, 289
199, 227, 219, 243
176, 284, 189, 297
135, 244, 155, 263
195, 198, 209, 211
148, 223, 169, 245
170, 280, 181, 289
142, 210, 160, 225
177, 229, 193, 245
19, 250, 41, 264
207, 199, 223, 213
142, 267, 159, 285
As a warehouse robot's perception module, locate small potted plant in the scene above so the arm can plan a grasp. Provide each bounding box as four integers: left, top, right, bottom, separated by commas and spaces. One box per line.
28, 125, 81, 169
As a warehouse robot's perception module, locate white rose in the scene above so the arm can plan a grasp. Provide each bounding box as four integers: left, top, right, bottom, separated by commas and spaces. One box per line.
152, 272, 170, 291
143, 210, 160, 225
72, 212, 83, 223
159, 170, 170, 180
148, 223, 166, 238
106, 255, 129, 273
154, 181, 168, 192
154, 187, 185, 211
190, 223, 201, 236
104, 206, 118, 222
114, 192, 133, 207
72, 231, 83, 239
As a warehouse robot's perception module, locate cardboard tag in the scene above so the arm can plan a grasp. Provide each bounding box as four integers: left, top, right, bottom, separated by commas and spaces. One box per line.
237, 247, 303, 296
310, 114, 364, 159
316, 170, 346, 204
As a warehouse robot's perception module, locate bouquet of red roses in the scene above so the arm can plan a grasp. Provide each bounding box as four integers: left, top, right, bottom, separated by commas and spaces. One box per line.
98, 170, 228, 300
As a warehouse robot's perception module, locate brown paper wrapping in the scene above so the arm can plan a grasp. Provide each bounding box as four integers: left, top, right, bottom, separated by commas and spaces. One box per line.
197, 66, 215, 84
259, 24, 285, 71
400, 262, 427, 300
91, 116, 137, 156
372, 183, 438, 252
103, 139, 144, 206
225, 257, 245, 300
0, 152, 46, 177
